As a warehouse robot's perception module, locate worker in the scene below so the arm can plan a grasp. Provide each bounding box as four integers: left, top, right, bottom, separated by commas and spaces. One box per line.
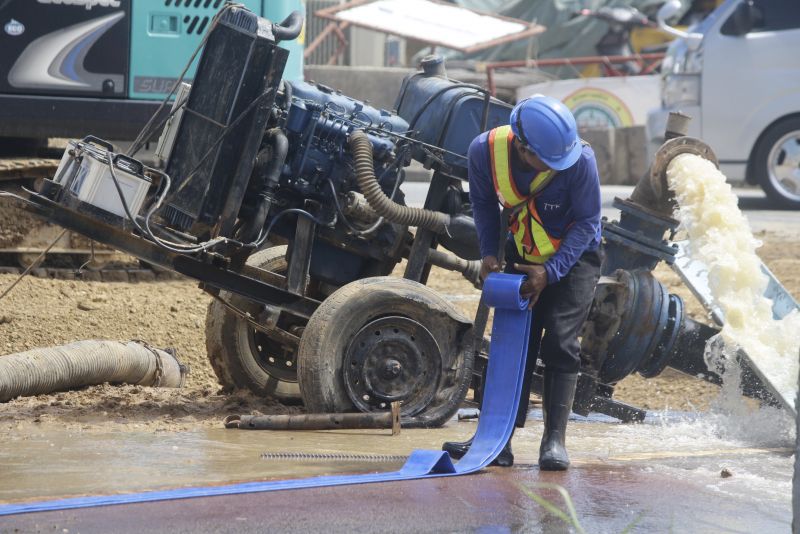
443, 95, 602, 470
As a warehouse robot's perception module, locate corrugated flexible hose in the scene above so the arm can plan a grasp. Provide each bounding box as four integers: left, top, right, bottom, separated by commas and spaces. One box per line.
0, 340, 187, 402
349, 130, 450, 233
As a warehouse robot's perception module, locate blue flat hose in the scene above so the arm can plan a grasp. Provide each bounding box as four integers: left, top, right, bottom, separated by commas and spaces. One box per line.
0, 273, 531, 517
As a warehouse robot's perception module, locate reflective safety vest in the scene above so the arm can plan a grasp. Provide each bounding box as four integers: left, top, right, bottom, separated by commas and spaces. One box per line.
488, 125, 561, 264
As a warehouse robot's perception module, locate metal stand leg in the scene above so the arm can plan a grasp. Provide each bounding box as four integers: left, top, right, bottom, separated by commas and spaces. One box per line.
404, 170, 451, 283
287, 216, 315, 296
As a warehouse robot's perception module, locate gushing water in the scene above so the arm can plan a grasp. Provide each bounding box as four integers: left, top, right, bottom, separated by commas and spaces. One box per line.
666, 154, 800, 421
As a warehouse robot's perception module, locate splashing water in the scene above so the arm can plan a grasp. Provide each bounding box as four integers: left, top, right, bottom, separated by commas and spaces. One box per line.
666, 154, 800, 419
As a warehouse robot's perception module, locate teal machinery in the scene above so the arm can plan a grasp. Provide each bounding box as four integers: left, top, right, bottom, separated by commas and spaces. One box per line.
0, 0, 304, 141
129, 0, 305, 99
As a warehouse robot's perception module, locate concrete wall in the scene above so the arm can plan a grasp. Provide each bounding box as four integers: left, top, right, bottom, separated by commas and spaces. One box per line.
304, 66, 648, 185
304, 66, 414, 111
581, 126, 648, 186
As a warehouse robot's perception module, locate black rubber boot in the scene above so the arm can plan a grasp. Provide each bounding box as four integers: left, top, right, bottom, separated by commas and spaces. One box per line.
493, 438, 514, 467
539, 371, 578, 471
442, 431, 514, 467
442, 437, 472, 460
442, 348, 520, 467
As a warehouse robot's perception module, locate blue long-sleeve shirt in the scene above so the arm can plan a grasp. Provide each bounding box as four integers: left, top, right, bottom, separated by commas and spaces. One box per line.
467, 131, 602, 284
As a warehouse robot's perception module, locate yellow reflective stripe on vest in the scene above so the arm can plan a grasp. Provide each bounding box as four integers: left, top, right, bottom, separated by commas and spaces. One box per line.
491, 125, 527, 207
512, 203, 557, 264
529, 169, 555, 196
488, 125, 561, 263
528, 200, 557, 260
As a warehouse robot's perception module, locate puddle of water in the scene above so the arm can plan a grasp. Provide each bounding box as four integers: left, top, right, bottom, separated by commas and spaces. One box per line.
510, 404, 793, 509
0, 424, 467, 504
0, 403, 791, 512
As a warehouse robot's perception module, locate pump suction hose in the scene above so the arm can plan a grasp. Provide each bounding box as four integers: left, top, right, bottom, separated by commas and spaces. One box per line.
272, 11, 303, 42
241, 128, 289, 244
0, 340, 187, 402
349, 130, 450, 234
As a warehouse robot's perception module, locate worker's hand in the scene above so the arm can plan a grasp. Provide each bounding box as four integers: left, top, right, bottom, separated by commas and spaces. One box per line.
514, 263, 548, 308
480, 256, 501, 281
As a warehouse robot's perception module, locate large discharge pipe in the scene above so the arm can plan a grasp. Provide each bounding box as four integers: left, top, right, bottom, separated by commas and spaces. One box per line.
0, 340, 186, 402
578, 112, 776, 420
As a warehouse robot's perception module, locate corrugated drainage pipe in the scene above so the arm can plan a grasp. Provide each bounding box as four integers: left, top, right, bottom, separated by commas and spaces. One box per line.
349, 130, 450, 234
0, 340, 187, 402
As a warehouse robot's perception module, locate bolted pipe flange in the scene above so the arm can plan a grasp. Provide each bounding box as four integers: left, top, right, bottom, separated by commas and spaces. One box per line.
637, 293, 684, 378
597, 270, 672, 384
648, 136, 719, 210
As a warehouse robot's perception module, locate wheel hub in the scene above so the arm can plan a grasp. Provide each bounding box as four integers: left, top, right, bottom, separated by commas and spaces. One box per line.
250, 329, 297, 382
344, 316, 441, 416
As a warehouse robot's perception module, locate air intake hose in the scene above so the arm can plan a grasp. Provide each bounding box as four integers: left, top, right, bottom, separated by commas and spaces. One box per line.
0, 340, 187, 402
272, 11, 304, 42
349, 130, 450, 233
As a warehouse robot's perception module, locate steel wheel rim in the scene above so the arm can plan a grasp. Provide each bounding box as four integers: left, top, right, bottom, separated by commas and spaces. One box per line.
344, 316, 442, 416
767, 130, 800, 202
248, 328, 298, 383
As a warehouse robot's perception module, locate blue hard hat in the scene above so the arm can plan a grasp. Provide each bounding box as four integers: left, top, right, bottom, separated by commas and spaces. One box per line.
510, 95, 581, 171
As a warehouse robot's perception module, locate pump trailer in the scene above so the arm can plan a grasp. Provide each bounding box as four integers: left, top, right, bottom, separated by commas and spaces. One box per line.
1, 5, 779, 425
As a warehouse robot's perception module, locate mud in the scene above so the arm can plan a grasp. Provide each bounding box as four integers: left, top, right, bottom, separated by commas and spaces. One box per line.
0, 233, 798, 432
0, 200, 39, 249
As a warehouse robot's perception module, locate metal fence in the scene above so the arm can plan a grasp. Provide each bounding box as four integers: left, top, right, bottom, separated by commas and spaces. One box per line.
305, 0, 349, 66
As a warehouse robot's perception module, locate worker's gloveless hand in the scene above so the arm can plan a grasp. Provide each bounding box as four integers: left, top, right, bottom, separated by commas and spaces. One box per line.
514, 263, 548, 308
480, 256, 501, 281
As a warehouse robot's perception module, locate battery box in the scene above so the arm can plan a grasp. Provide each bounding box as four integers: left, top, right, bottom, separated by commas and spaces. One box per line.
56, 139, 151, 221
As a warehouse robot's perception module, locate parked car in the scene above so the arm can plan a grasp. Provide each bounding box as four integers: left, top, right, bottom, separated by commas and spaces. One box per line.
646, 0, 800, 208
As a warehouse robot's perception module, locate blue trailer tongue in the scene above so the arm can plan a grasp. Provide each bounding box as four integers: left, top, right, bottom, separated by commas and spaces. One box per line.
0, 273, 532, 517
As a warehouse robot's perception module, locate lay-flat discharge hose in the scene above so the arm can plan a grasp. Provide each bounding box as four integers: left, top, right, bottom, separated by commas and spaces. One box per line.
349, 130, 450, 233
0, 340, 187, 402
0, 274, 531, 516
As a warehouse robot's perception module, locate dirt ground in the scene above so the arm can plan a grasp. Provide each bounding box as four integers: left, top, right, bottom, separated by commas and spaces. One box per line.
0, 232, 797, 433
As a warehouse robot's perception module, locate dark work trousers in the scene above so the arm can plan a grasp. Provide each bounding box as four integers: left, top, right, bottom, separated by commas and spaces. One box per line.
502, 239, 602, 428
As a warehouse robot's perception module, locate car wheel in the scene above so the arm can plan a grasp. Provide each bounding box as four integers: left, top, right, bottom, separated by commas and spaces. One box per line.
751, 116, 800, 209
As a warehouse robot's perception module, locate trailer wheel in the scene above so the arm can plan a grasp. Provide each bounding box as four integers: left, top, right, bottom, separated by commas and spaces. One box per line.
205, 245, 300, 402
297, 277, 474, 427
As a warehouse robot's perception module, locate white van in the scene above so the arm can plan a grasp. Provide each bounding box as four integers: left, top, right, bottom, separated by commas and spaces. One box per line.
646, 0, 800, 208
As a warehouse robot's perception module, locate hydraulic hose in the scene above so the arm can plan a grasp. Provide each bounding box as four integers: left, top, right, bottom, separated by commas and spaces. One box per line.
241, 128, 289, 244
349, 130, 450, 233
272, 11, 304, 42
0, 340, 187, 402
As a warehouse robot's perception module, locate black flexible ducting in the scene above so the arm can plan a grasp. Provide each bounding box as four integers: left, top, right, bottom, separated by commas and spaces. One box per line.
0, 340, 187, 402
241, 128, 289, 243
349, 130, 450, 233
272, 11, 303, 42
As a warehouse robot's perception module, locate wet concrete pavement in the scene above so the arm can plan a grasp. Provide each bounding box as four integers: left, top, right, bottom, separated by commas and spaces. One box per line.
0, 409, 792, 532
1, 461, 790, 533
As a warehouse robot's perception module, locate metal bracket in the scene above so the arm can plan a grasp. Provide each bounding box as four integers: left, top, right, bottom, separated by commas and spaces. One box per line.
287, 215, 315, 296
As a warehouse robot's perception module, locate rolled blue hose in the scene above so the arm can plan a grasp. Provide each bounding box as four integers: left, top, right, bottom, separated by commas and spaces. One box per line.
481, 272, 530, 310
0, 274, 532, 517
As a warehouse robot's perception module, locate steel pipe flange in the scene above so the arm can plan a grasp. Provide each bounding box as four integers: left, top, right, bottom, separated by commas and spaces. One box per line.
650, 136, 718, 202
344, 316, 442, 416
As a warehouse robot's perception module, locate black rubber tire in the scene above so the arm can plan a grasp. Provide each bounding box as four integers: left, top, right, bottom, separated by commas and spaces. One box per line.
296, 276, 473, 427
751, 116, 800, 209
205, 245, 300, 402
